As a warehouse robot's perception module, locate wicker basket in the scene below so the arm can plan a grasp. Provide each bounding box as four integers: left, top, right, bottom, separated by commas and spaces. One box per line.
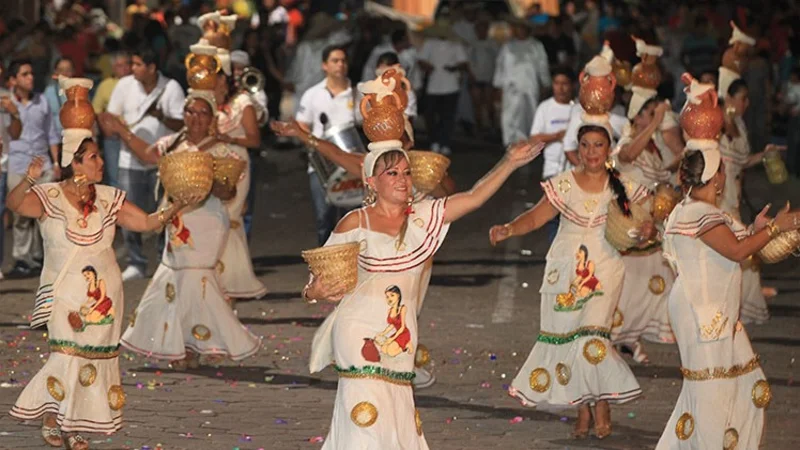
159, 152, 214, 204
758, 230, 800, 264
409, 151, 450, 194
213, 157, 247, 189
301, 242, 360, 294
605, 201, 652, 251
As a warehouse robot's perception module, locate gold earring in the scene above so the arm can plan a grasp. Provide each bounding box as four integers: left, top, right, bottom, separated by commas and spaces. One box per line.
363, 186, 376, 206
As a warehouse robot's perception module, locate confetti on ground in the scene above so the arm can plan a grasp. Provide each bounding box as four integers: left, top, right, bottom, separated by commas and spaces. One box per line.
510, 416, 524, 424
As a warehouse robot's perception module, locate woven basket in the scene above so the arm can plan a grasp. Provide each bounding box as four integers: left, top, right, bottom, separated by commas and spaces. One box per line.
409, 151, 450, 194
758, 230, 800, 264
301, 242, 360, 294
213, 157, 247, 189
605, 201, 652, 251
159, 152, 214, 204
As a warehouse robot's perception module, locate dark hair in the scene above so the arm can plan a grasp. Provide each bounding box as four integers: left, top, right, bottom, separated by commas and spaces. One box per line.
60, 138, 94, 180
385, 285, 403, 306
390, 29, 408, 46
132, 48, 160, 70
54, 56, 74, 70
727, 79, 748, 99
8, 59, 32, 78
634, 96, 660, 118
551, 66, 576, 82
578, 244, 589, 260
81, 266, 97, 276
678, 149, 719, 189
322, 45, 347, 63
376, 51, 400, 68
577, 125, 632, 217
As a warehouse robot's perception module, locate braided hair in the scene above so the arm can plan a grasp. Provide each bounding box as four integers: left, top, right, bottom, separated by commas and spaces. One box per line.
577, 125, 632, 217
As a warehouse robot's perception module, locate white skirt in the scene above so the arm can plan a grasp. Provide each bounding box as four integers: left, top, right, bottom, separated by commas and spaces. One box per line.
121, 264, 261, 361
322, 377, 428, 450
218, 220, 267, 299
612, 251, 675, 346
739, 264, 769, 325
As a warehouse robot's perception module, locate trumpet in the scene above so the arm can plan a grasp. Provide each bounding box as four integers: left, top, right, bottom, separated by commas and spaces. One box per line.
239, 67, 265, 94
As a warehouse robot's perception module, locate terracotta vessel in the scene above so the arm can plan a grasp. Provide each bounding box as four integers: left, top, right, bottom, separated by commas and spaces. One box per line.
721, 47, 746, 74
612, 59, 632, 88
185, 53, 221, 90
360, 93, 405, 142
680, 74, 724, 140
578, 70, 616, 115
60, 85, 95, 129
379, 68, 411, 110
631, 54, 661, 89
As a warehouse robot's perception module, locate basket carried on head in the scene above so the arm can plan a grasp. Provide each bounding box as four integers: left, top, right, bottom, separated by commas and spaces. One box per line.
605, 200, 652, 251
409, 151, 450, 194
213, 157, 247, 190
159, 152, 214, 205
301, 242, 360, 294
758, 230, 800, 264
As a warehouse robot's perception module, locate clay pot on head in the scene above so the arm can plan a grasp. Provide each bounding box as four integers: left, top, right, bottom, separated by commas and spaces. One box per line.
680, 74, 724, 140
60, 85, 95, 129
721, 47, 745, 74
631, 55, 662, 90
185, 53, 221, 90
360, 93, 406, 142
612, 60, 632, 88
579, 70, 617, 115
379, 68, 411, 110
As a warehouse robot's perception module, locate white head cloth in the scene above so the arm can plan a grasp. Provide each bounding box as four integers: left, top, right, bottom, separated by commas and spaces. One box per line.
729, 21, 755, 46
58, 76, 94, 96
599, 41, 615, 63
61, 129, 94, 167
362, 145, 409, 182
219, 14, 238, 32
375, 64, 406, 78
579, 112, 616, 149
216, 48, 231, 75
584, 55, 612, 77
186, 89, 217, 113
686, 139, 722, 183
627, 85, 658, 119
633, 37, 664, 57
189, 43, 218, 56
197, 11, 221, 31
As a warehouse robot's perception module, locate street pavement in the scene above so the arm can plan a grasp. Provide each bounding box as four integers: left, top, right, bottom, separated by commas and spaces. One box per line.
0, 135, 799, 450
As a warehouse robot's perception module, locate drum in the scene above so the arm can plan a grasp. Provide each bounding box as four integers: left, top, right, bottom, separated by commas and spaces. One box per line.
321, 123, 367, 209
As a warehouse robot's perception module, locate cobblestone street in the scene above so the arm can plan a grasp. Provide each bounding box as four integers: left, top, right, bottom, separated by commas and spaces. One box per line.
1, 140, 798, 450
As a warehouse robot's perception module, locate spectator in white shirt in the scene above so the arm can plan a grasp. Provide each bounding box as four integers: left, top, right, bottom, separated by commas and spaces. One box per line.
295, 45, 357, 245
469, 18, 499, 133
528, 67, 575, 242
360, 29, 415, 85
417, 23, 470, 156
101, 48, 185, 281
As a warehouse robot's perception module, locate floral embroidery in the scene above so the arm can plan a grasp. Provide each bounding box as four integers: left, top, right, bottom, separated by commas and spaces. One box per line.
554, 245, 604, 311
700, 311, 728, 341
361, 285, 413, 363
68, 266, 115, 332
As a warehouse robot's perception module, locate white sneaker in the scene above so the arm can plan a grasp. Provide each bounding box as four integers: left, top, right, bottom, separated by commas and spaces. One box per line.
440, 146, 452, 156
413, 366, 436, 389
121, 266, 145, 282
431, 142, 441, 153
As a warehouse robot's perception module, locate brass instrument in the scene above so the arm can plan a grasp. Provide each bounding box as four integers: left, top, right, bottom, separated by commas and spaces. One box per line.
238, 67, 268, 126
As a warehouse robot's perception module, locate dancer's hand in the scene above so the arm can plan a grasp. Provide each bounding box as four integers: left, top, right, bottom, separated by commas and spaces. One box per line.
26, 157, 45, 180
306, 274, 348, 303
635, 220, 657, 247
774, 202, 800, 232
504, 141, 544, 169
269, 120, 304, 139
753, 203, 772, 232
489, 223, 513, 246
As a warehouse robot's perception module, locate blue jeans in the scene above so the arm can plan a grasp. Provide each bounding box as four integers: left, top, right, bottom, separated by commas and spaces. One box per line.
0, 171, 6, 268
118, 168, 159, 272
102, 137, 121, 188
309, 173, 344, 246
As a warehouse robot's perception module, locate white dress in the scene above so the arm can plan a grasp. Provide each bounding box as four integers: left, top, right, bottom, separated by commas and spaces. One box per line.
509, 171, 645, 408
216, 93, 268, 299
10, 183, 127, 433
121, 137, 261, 361
657, 200, 767, 449
310, 198, 450, 449
719, 117, 769, 324
611, 122, 677, 346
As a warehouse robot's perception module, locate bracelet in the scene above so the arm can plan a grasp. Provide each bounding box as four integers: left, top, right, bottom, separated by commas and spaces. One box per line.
25, 175, 37, 186
301, 284, 318, 304
504, 223, 514, 237
157, 205, 172, 225
306, 134, 319, 149
765, 219, 780, 238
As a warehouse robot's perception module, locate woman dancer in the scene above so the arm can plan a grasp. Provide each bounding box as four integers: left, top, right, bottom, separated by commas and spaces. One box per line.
103, 91, 261, 368
7, 128, 185, 448
214, 52, 268, 300
490, 117, 650, 439
656, 137, 799, 449
611, 97, 680, 362
304, 140, 541, 449
720, 79, 786, 324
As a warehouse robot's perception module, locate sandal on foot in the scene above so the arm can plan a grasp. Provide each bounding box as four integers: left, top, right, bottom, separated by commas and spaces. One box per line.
41, 425, 62, 447
170, 359, 189, 371
65, 434, 89, 450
